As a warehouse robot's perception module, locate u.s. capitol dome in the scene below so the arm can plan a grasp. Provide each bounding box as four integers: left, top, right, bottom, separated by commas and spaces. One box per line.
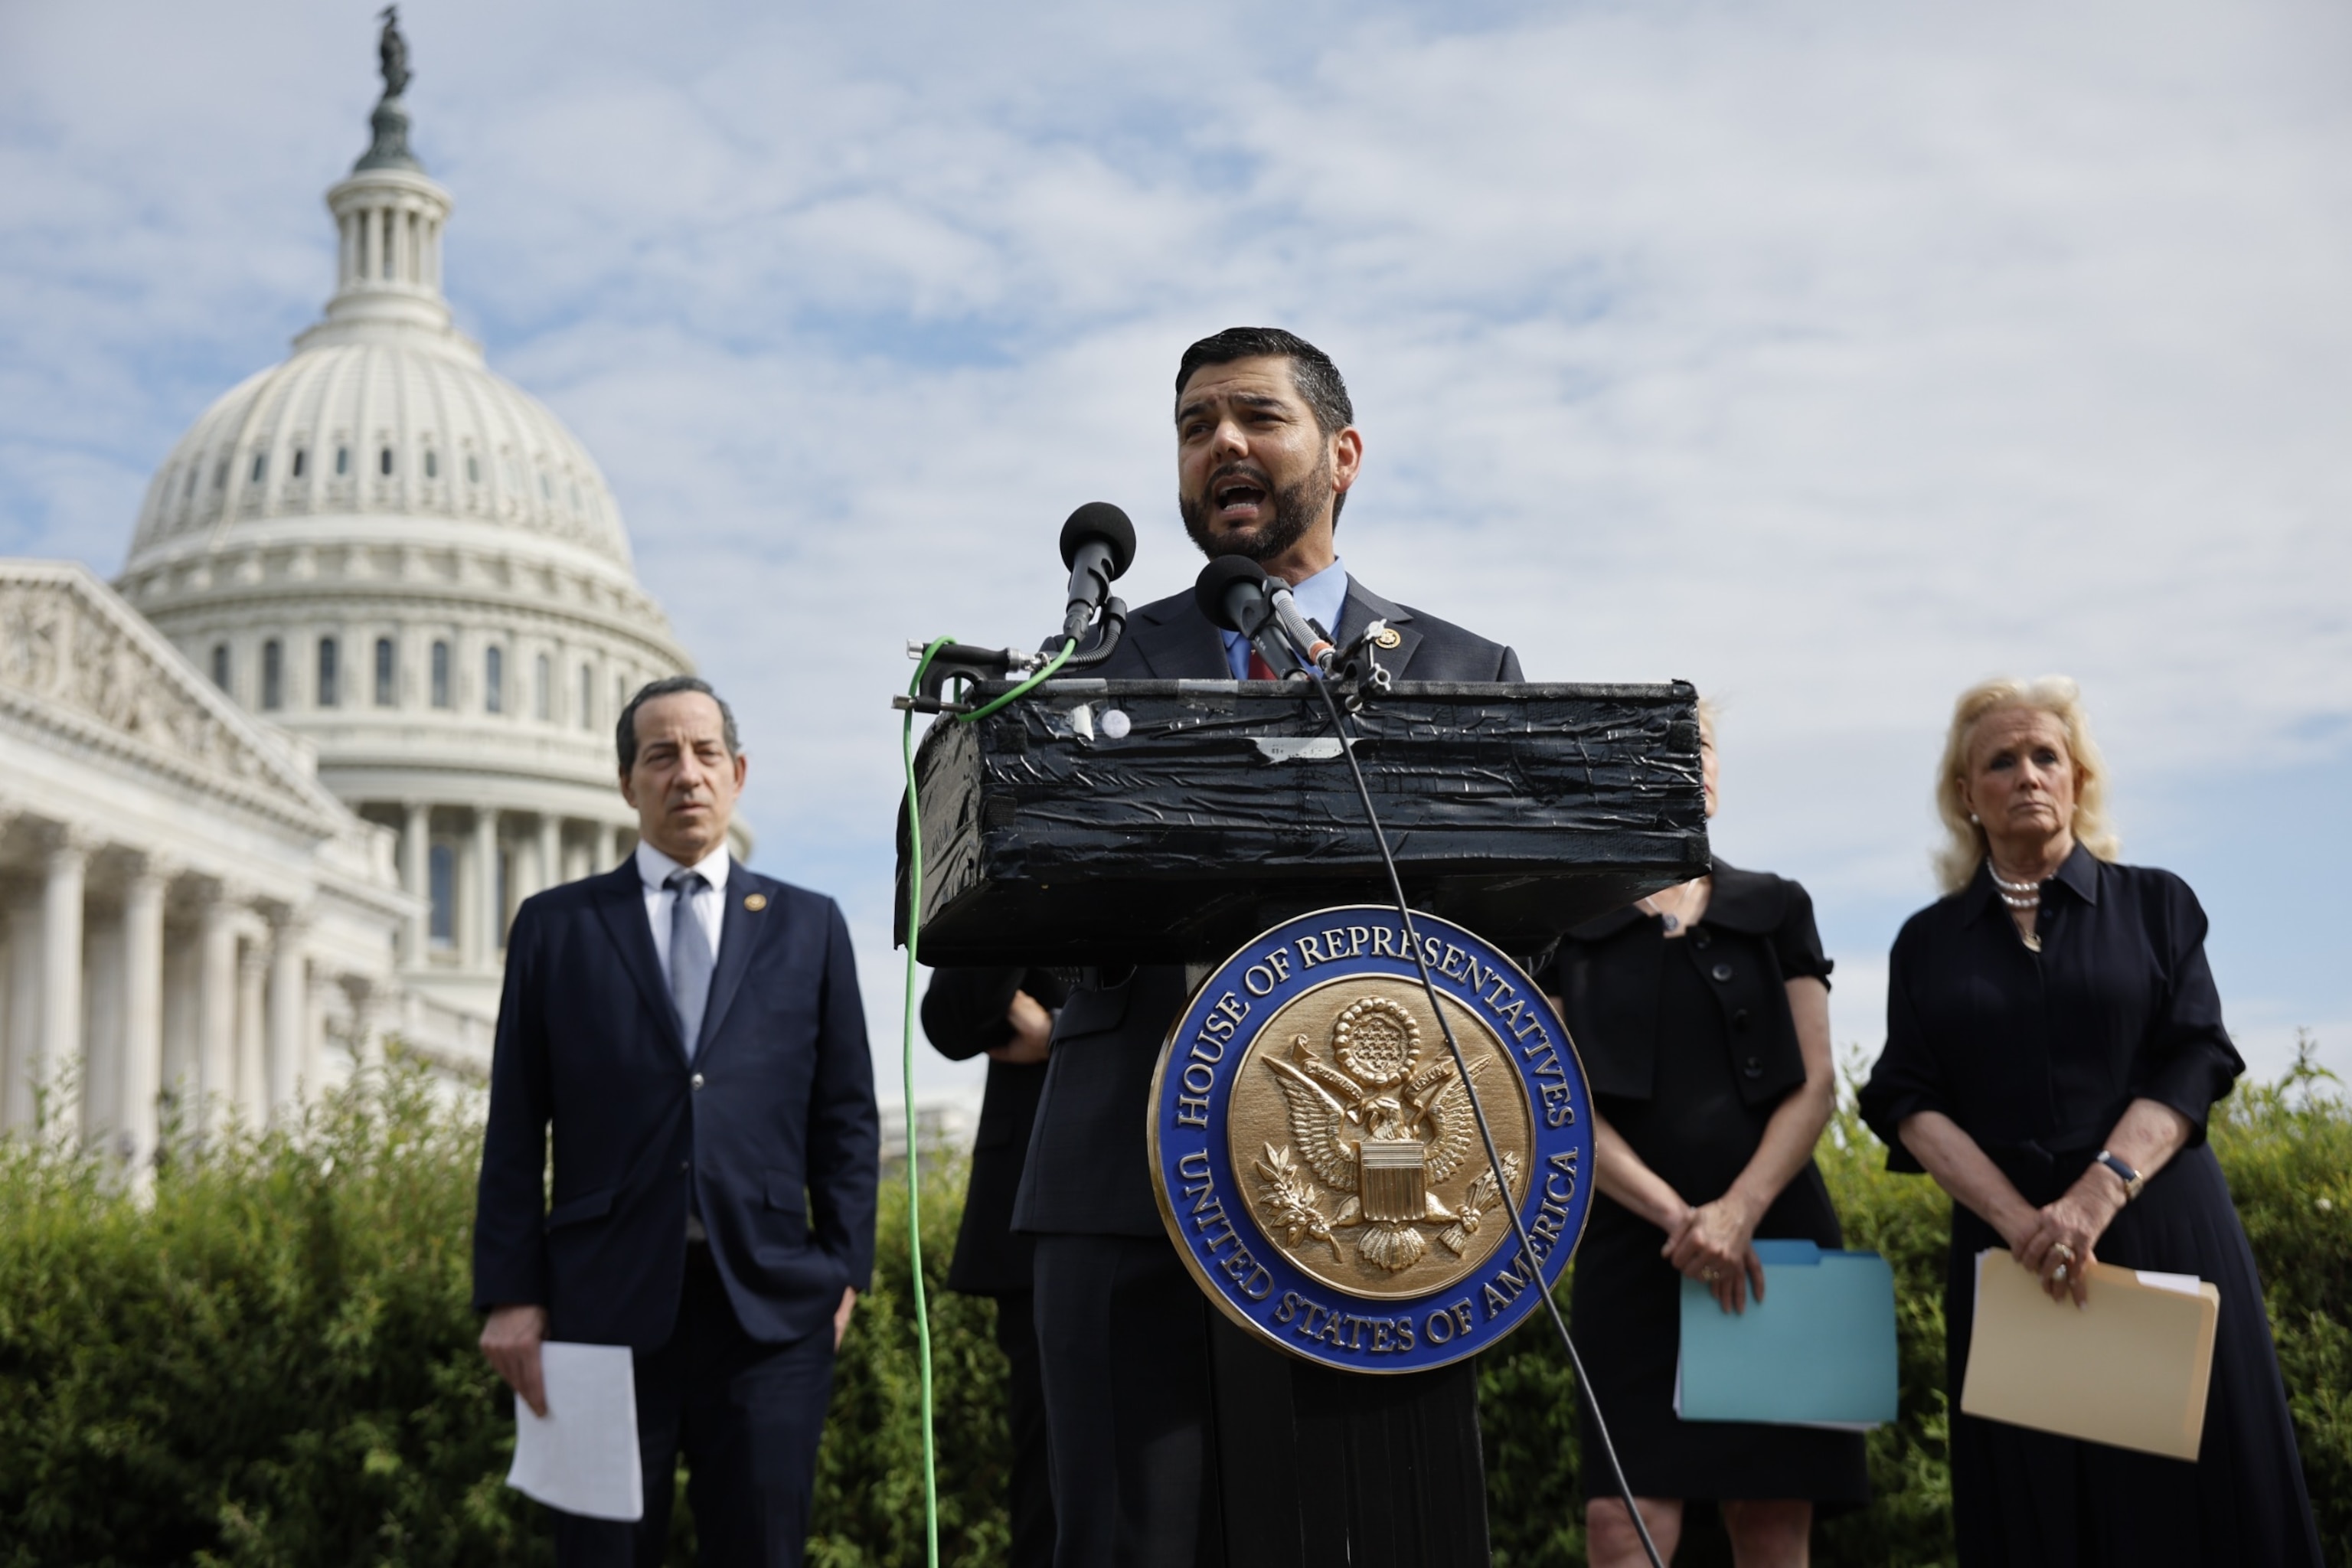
116, 60, 714, 1063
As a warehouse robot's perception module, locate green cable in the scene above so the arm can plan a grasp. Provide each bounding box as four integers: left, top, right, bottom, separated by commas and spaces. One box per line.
898, 632, 1076, 1567
900, 635, 954, 1568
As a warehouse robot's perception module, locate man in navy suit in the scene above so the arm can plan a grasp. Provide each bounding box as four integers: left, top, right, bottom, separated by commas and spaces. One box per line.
474, 675, 879, 1568
1008, 328, 1524, 1566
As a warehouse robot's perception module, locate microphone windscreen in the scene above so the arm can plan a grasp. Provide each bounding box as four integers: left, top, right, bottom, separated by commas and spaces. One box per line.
1194, 554, 1269, 632
1060, 502, 1137, 578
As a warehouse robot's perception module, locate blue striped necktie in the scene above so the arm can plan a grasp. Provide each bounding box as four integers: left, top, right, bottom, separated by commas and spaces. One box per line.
665, 868, 714, 1057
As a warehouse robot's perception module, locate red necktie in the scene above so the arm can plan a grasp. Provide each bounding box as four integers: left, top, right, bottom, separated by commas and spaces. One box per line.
1246, 647, 1279, 681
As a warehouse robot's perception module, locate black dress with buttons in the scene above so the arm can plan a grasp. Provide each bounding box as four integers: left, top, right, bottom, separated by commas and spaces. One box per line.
1859, 846, 2321, 1566
1539, 863, 1868, 1505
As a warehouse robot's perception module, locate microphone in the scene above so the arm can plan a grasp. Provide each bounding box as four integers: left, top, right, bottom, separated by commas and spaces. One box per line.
1264, 579, 1337, 672
1059, 502, 1137, 642
1194, 557, 1307, 678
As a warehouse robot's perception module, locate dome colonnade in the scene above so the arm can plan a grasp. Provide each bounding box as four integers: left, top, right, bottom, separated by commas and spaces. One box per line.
116, 65, 712, 1065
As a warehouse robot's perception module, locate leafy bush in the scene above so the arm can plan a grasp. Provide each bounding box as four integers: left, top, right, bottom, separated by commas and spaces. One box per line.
2, 1049, 2344, 1566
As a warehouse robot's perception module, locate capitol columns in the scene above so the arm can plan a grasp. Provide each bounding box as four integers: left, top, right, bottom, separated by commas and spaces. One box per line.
536, 812, 562, 899
194, 880, 243, 1135
236, 936, 270, 1125
400, 800, 430, 962
116, 853, 171, 1182
35, 825, 91, 1139
265, 906, 310, 1119
469, 806, 500, 966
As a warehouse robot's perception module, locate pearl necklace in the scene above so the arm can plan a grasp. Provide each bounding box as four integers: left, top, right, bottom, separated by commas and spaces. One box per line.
1988, 865, 2043, 911
1988, 863, 2047, 952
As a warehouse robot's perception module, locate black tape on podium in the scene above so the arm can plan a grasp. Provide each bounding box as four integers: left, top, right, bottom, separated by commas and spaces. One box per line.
901, 679, 1707, 966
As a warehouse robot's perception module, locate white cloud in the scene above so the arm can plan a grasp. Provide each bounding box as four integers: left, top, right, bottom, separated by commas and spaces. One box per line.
4, 0, 2348, 1095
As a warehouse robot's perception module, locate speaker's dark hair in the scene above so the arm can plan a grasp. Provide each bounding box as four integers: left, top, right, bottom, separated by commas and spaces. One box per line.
1175, 328, 1354, 436
616, 675, 739, 773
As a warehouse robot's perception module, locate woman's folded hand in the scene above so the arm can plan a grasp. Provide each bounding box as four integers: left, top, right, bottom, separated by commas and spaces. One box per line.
1664, 1194, 1766, 1315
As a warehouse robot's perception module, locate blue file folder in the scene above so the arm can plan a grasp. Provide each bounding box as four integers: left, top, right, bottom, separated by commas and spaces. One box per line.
1674, 1240, 1898, 1429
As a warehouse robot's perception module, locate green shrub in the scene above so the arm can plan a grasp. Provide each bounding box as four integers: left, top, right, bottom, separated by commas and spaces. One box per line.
2, 1049, 2344, 1566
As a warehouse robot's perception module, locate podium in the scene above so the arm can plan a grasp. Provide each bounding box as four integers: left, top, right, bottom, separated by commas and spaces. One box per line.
904, 678, 1706, 1566
903, 679, 1707, 964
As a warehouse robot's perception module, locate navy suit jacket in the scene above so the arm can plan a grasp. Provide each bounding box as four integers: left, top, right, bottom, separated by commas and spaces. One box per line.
1011, 576, 1524, 1237
472, 859, 880, 1351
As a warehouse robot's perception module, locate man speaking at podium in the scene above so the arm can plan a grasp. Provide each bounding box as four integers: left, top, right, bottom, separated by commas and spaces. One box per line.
1011, 328, 1524, 1566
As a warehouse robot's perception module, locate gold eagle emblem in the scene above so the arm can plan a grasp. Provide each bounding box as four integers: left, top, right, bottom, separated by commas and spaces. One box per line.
1256, 996, 1498, 1272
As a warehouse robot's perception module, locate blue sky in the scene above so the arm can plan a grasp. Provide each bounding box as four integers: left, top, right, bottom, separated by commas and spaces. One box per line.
4, 0, 2348, 1105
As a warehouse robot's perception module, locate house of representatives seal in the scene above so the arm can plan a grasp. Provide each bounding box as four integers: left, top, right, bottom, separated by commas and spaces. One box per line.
1148, 905, 1593, 1374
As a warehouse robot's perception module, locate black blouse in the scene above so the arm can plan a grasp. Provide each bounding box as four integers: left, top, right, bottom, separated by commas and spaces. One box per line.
1858, 844, 2243, 1175
1543, 862, 1833, 1109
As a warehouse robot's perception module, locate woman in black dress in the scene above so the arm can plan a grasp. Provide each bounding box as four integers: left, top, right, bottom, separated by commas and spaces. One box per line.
1542, 710, 1867, 1566
1858, 677, 2321, 1566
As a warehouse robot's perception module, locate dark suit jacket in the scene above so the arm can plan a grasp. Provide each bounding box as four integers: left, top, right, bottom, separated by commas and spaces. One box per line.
1012, 576, 1524, 1237
919, 967, 1070, 1294
472, 860, 880, 1351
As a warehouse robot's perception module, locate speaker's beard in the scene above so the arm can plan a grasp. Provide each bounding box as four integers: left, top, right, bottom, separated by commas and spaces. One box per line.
1182, 454, 1330, 564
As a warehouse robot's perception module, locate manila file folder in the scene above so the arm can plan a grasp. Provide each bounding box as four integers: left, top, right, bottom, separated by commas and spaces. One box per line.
1961, 1249, 2219, 1462
1676, 1240, 1898, 1428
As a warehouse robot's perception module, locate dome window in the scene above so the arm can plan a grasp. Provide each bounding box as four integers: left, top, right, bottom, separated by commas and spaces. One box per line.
211, 643, 231, 692
292, 448, 307, 479
261, 639, 284, 710
430, 640, 451, 709
466, 454, 481, 485
380, 446, 395, 477
539, 472, 553, 501
317, 636, 340, 708
250, 452, 267, 484
485, 646, 505, 714
214, 460, 228, 490
424, 449, 439, 480
335, 446, 351, 477
184, 467, 199, 499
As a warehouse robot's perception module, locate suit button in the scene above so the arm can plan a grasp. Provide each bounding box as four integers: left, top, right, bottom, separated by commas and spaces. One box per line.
1733, 1008, 1753, 1031
1711, 962, 1733, 982
1691, 929, 1710, 950
1743, 1056, 1763, 1078
691, 1073, 705, 1090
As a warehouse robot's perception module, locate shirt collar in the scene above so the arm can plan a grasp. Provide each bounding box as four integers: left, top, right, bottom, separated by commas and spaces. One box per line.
1217, 557, 1350, 672
635, 836, 732, 893
1958, 838, 2100, 923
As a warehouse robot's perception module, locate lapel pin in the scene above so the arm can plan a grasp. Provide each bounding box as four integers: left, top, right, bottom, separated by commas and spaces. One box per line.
1374, 626, 1404, 649
743, 893, 768, 912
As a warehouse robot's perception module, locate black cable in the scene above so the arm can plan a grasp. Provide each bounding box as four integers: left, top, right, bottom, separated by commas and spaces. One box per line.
1308, 673, 1669, 1568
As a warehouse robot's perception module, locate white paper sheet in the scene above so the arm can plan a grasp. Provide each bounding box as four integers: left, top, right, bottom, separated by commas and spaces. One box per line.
506, 1341, 644, 1521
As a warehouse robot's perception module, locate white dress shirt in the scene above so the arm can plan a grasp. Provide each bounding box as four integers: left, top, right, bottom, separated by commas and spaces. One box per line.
1220, 555, 1349, 678
635, 838, 732, 982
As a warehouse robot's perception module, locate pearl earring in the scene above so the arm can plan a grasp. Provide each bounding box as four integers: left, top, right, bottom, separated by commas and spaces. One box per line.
1969, 813, 1980, 824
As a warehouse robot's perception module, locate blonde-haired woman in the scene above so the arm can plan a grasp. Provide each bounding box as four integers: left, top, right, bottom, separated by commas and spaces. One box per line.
1859, 678, 2320, 1566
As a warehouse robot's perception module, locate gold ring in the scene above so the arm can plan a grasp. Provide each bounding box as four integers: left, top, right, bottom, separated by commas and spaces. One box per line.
1704, 1267, 1718, 1282
2053, 1263, 2069, 1283
2053, 1243, 2075, 1261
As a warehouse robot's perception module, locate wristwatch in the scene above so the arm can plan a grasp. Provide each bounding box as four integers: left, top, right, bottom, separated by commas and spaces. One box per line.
2092, 1149, 2145, 1201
